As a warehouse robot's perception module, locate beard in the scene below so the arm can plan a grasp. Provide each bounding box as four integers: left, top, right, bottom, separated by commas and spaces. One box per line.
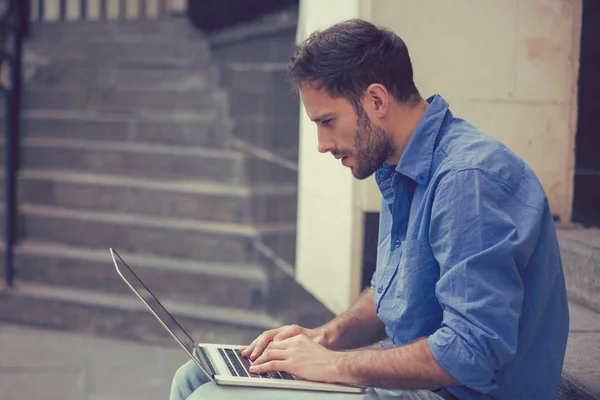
333, 108, 396, 180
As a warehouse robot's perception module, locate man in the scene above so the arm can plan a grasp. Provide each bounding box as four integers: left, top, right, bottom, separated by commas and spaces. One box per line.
171, 19, 569, 400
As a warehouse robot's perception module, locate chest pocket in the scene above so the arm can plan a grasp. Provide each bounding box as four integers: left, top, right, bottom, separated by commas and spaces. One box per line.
376, 238, 443, 345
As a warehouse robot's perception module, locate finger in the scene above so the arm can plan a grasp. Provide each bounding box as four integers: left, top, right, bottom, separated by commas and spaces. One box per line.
273, 333, 306, 347
294, 334, 311, 344
249, 329, 282, 360
265, 339, 290, 350
312, 333, 327, 346
242, 330, 274, 357
273, 325, 304, 342
252, 349, 287, 367
249, 360, 286, 374
249, 337, 272, 360
240, 336, 260, 357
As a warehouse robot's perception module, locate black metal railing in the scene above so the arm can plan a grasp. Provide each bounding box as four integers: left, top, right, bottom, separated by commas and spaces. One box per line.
0, 0, 29, 287
33, 0, 169, 22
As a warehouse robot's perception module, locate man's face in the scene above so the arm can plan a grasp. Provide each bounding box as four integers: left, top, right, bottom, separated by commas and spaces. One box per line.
300, 86, 395, 180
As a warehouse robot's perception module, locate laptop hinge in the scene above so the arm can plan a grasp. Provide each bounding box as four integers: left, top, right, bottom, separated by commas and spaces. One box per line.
195, 346, 217, 378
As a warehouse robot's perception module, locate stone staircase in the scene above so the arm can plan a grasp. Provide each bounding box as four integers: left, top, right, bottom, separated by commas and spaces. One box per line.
0, 17, 303, 346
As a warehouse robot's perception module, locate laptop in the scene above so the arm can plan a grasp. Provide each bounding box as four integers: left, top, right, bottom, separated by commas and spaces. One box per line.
110, 248, 365, 393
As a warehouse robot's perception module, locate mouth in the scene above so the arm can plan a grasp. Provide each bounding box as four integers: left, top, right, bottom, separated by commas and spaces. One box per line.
333, 152, 350, 167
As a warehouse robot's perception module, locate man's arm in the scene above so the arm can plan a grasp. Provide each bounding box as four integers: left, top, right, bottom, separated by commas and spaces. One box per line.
250, 334, 461, 389
336, 338, 460, 389
315, 287, 387, 350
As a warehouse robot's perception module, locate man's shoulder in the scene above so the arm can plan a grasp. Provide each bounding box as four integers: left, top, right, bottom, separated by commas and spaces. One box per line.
434, 118, 527, 190
432, 118, 548, 211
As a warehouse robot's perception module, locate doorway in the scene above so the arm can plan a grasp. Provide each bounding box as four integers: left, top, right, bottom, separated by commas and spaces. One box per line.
573, 0, 600, 227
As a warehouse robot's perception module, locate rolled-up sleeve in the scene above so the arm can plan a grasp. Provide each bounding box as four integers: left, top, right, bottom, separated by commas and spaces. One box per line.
427, 168, 532, 393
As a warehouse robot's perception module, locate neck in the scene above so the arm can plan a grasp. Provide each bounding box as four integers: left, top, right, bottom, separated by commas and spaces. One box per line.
385, 98, 429, 165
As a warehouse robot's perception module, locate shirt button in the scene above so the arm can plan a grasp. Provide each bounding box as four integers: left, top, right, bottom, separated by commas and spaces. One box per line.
394, 239, 401, 248
377, 286, 383, 294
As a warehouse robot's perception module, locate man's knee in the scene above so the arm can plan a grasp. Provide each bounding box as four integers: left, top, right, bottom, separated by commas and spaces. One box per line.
172, 361, 191, 384
170, 360, 209, 400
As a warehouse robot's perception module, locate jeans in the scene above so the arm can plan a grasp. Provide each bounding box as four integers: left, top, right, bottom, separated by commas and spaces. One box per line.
170, 360, 446, 400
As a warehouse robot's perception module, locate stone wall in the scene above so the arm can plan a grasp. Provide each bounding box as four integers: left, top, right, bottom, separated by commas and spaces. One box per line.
208, 7, 300, 268
199, 8, 336, 326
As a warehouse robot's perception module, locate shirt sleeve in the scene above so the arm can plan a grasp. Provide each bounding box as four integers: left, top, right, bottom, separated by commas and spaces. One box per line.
427, 168, 536, 393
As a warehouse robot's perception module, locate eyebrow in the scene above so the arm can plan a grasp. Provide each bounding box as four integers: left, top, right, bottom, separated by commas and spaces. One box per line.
311, 113, 334, 123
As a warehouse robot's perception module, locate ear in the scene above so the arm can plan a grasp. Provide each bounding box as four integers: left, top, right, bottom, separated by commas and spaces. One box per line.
363, 84, 390, 118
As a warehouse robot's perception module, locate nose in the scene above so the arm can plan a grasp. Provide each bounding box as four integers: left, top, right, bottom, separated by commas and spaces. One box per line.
317, 128, 335, 154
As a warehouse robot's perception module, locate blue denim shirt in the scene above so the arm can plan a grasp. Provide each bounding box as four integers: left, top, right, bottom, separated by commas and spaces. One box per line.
371, 94, 569, 399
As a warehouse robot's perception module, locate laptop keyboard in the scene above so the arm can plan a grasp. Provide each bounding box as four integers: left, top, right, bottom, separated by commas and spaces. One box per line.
217, 348, 295, 380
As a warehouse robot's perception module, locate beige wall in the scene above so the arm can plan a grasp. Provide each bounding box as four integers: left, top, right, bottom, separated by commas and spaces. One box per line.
369, 0, 583, 222
295, 0, 367, 314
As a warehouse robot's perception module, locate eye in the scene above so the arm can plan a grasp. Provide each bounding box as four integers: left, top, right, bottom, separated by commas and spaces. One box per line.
321, 119, 333, 127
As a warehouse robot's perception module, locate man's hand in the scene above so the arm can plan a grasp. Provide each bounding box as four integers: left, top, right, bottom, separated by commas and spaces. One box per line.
248, 334, 343, 383
241, 288, 384, 362
240, 324, 328, 361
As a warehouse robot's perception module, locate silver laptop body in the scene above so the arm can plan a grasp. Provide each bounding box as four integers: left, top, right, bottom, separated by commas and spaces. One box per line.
110, 248, 365, 393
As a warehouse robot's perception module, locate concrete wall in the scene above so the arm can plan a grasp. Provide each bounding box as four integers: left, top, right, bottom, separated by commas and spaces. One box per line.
369, 0, 582, 222
295, 0, 367, 314
209, 8, 300, 269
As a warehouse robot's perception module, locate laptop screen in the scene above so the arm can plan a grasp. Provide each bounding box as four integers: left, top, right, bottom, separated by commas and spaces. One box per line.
110, 249, 213, 379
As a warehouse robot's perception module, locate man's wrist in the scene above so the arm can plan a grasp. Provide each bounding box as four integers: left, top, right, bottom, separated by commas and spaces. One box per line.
332, 350, 358, 384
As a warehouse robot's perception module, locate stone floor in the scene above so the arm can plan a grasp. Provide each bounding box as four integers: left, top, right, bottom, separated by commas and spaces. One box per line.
0, 300, 598, 400
0, 323, 187, 400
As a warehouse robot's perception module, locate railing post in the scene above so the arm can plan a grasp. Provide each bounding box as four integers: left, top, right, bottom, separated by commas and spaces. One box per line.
19, 0, 30, 39
4, 0, 25, 287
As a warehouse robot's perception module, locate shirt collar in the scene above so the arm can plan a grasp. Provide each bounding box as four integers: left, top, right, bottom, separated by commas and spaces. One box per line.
375, 94, 450, 203
395, 94, 450, 185
375, 163, 397, 205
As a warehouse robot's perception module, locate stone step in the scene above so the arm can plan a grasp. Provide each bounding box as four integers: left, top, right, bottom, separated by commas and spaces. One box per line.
558, 227, 600, 313
27, 48, 212, 70
25, 33, 210, 67
29, 19, 205, 41
559, 302, 600, 400
15, 204, 295, 263
0, 282, 278, 345
16, 170, 297, 224
11, 138, 242, 182
17, 109, 227, 148
28, 28, 207, 47
23, 87, 219, 113
26, 63, 216, 92
3, 240, 268, 310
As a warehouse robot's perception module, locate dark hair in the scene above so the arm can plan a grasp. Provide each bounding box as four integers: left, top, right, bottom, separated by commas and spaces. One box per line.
288, 19, 420, 111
